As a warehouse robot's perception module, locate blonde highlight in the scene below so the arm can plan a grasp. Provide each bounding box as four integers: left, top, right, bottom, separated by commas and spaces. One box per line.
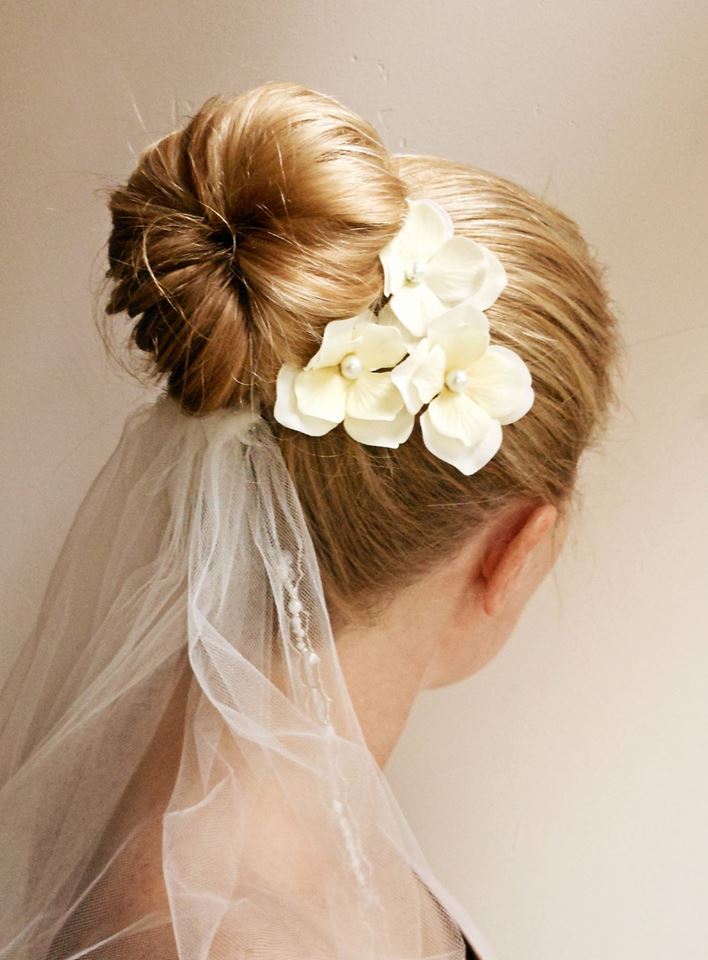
101, 82, 622, 622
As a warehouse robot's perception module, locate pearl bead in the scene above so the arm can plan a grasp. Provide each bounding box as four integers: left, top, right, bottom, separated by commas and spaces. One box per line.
340, 353, 363, 380
288, 597, 303, 616
445, 368, 469, 393
306, 650, 320, 667
406, 259, 425, 282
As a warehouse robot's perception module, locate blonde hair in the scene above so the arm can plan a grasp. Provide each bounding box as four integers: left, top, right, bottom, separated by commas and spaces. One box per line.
103, 81, 621, 621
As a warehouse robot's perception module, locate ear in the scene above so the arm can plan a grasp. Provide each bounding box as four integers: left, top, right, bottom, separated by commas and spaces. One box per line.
479, 503, 559, 617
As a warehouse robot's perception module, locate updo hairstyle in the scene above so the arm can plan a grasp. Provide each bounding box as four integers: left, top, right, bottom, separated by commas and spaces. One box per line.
103, 81, 621, 620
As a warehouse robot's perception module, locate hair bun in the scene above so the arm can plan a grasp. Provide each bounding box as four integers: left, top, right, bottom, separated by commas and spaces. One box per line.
105, 81, 407, 413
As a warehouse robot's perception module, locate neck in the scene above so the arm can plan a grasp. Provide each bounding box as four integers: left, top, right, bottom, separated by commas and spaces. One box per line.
330, 536, 487, 765
333, 589, 445, 767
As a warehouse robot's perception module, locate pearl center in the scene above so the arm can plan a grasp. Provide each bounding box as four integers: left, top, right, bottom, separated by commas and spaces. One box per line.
446, 368, 469, 393
406, 259, 426, 282
340, 353, 363, 380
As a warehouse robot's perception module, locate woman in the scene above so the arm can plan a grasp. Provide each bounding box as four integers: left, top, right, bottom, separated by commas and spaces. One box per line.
0, 81, 620, 959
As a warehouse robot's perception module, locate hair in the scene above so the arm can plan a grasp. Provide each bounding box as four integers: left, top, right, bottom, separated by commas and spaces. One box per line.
102, 80, 622, 622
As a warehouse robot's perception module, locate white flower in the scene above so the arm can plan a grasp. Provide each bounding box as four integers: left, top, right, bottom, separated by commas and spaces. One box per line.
391, 301, 535, 475
379, 198, 507, 338
274, 312, 415, 448
390, 337, 446, 414
272, 195, 534, 474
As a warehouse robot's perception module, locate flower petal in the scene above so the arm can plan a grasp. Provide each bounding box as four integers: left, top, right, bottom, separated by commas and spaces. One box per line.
294, 367, 348, 423
379, 239, 406, 297
441, 324, 491, 371
424, 236, 495, 305
420, 409, 503, 476
375, 302, 419, 349
428, 300, 490, 369
344, 407, 415, 448
345, 371, 404, 421
389, 283, 447, 337
467, 345, 534, 424
306, 316, 361, 370
427, 299, 490, 340
357, 322, 408, 371
397, 199, 454, 268
274, 365, 340, 437
391, 339, 445, 414
471, 244, 507, 311
427, 389, 495, 447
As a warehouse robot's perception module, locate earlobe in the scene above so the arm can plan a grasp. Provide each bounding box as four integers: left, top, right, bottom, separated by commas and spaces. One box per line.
482, 552, 525, 617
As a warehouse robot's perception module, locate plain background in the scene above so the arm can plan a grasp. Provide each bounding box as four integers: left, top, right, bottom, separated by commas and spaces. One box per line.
2, 2, 707, 958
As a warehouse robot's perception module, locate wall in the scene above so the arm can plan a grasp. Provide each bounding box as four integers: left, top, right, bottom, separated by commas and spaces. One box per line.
2, 2, 707, 957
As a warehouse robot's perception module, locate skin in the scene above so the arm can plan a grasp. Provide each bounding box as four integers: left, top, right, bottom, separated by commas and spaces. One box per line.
66, 498, 569, 952
335, 498, 570, 767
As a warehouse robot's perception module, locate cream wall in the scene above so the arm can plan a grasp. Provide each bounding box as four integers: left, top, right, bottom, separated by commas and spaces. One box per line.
2, 2, 707, 958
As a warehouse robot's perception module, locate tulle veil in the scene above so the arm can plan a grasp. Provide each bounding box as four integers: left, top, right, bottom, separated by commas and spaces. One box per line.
0, 393, 496, 960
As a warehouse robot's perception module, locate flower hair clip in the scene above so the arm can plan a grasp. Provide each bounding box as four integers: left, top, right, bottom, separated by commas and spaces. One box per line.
274, 198, 534, 475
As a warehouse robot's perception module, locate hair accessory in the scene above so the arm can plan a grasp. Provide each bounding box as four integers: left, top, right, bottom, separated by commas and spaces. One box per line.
274, 198, 534, 475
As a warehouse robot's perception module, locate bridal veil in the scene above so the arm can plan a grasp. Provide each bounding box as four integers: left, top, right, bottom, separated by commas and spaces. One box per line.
0, 394, 494, 959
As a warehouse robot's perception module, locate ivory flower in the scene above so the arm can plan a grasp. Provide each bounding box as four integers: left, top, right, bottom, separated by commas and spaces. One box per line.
390, 337, 446, 414
272, 194, 534, 474
379, 198, 507, 338
391, 302, 535, 475
274, 312, 415, 448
